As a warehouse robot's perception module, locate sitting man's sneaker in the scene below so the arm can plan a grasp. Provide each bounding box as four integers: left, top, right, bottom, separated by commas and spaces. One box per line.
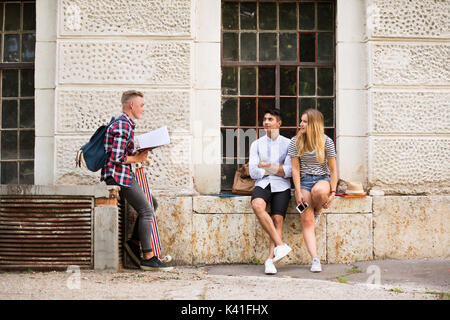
264, 258, 277, 275
272, 243, 292, 263
124, 239, 141, 267
310, 256, 322, 273
140, 256, 174, 271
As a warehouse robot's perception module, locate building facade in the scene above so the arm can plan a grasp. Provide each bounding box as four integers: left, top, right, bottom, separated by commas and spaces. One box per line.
1, 0, 449, 267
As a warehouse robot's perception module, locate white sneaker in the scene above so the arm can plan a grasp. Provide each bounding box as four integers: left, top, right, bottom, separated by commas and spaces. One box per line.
310, 257, 322, 272
272, 244, 292, 263
264, 258, 277, 275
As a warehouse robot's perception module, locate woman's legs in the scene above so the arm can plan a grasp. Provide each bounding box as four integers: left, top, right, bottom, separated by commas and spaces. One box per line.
299, 189, 317, 258
301, 180, 330, 259
311, 180, 331, 215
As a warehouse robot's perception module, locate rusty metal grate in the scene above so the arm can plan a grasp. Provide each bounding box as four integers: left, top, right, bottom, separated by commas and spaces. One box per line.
0, 196, 94, 270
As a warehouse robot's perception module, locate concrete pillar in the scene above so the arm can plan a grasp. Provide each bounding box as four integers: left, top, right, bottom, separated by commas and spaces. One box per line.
94, 205, 119, 270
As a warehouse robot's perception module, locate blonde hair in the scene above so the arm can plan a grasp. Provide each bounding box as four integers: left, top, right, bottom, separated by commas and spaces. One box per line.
295, 109, 325, 163
121, 90, 144, 108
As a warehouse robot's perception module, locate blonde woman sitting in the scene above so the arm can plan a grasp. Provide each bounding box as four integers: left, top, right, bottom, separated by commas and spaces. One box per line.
288, 109, 337, 272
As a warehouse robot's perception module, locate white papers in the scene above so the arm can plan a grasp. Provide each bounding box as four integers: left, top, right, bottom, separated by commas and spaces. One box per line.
136, 126, 170, 151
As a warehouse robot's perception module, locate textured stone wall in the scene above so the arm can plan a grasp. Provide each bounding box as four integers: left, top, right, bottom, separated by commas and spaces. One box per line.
54, 0, 194, 194
366, 0, 450, 194
152, 195, 449, 265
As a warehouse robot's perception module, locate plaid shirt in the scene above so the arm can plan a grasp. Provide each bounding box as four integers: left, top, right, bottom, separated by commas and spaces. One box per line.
101, 112, 135, 187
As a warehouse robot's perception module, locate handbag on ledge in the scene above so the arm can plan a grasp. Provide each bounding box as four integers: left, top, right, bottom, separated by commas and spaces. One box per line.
231, 163, 256, 196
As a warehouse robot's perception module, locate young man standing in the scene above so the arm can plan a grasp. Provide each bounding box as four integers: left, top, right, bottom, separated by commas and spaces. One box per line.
101, 90, 172, 271
249, 109, 293, 275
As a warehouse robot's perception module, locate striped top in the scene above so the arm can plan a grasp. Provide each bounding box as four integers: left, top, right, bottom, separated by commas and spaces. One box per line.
288, 135, 336, 176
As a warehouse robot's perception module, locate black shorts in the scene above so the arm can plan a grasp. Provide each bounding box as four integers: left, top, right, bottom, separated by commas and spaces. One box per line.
251, 184, 291, 218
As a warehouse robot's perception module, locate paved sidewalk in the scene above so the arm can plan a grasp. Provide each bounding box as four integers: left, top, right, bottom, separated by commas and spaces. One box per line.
0, 258, 448, 300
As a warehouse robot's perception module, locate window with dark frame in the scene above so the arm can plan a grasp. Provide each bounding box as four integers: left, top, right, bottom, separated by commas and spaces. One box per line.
221, 0, 335, 191
0, 0, 35, 184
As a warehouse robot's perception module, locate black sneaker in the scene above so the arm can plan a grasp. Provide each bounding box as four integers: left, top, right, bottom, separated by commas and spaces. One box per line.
140, 256, 174, 271
124, 240, 141, 267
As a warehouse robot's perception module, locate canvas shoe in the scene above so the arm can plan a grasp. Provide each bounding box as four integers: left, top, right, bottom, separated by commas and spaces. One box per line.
140, 256, 174, 271
124, 240, 142, 267
310, 257, 322, 273
272, 244, 292, 263
264, 258, 277, 275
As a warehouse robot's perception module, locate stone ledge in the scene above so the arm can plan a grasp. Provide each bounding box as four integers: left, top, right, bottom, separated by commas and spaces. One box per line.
0, 184, 112, 198
193, 195, 372, 214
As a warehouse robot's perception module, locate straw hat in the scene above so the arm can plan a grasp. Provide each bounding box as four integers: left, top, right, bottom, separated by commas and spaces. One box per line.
345, 181, 366, 195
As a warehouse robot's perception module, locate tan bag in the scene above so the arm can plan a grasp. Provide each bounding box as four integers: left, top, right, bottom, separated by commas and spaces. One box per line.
231, 163, 256, 195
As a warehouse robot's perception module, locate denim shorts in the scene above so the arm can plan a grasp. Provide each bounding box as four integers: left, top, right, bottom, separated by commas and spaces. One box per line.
300, 174, 331, 192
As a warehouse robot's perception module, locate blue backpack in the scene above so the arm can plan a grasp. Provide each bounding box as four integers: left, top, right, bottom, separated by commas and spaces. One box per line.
76, 117, 117, 172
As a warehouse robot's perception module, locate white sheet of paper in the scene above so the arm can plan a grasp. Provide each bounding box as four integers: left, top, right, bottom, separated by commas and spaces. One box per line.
136, 126, 170, 151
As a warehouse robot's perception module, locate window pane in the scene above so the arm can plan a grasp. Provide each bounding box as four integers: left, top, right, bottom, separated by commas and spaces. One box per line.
222, 129, 237, 159
22, 33, 36, 62
240, 33, 256, 61
221, 98, 238, 126
299, 68, 315, 96
279, 33, 297, 61
299, 3, 315, 30
4, 34, 20, 62
1, 162, 18, 184
317, 68, 333, 96
2, 100, 18, 129
222, 2, 238, 30
259, 3, 276, 30
19, 161, 34, 184
240, 67, 256, 95
280, 67, 297, 96
2, 70, 19, 97
21, 69, 35, 97
221, 162, 238, 190
1, 131, 18, 159
5, 3, 20, 31
325, 128, 335, 141
299, 98, 316, 116
318, 32, 334, 62
222, 67, 238, 95
259, 33, 277, 61
299, 33, 315, 62
239, 98, 256, 126
19, 130, 35, 159
318, 2, 333, 30
222, 33, 238, 61
239, 128, 257, 159
280, 98, 297, 127
258, 98, 275, 125
0, 5, 3, 32
20, 99, 34, 128
240, 2, 256, 30
279, 3, 297, 30
23, 3, 36, 31
280, 128, 297, 139
258, 67, 275, 96
317, 98, 334, 127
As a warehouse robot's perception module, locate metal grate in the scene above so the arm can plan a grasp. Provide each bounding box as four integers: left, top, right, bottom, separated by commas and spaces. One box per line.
0, 196, 94, 270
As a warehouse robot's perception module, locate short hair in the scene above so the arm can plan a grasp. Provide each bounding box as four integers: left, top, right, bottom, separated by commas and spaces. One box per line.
121, 90, 144, 107
263, 108, 282, 121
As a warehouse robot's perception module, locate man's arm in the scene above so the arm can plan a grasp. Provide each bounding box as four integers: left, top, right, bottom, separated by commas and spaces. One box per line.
249, 141, 266, 180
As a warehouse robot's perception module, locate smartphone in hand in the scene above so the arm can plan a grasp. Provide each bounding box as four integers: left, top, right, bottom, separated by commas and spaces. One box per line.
296, 202, 309, 214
